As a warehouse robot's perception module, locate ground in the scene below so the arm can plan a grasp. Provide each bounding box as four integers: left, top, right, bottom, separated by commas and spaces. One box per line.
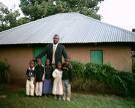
0, 85, 135, 108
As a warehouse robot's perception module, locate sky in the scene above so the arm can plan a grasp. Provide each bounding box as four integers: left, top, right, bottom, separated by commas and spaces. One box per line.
98, 0, 135, 31
0, 0, 135, 31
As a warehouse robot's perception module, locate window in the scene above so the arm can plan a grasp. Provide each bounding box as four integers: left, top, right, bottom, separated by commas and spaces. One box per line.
90, 50, 103, 64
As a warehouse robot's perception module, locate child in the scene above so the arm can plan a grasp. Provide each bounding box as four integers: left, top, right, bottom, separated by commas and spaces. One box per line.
42, 59, 53, 96
26, 60, 35, 96
62, 58, 72, 101
35, 59, 44, 96
52, 62, 63, 100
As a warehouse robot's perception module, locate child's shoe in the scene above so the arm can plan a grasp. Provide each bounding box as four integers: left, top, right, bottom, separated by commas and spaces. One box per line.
67, 97, 70, 101
63, 96, 66, 101
58, 96, 62, 100
54, 95, 57, 100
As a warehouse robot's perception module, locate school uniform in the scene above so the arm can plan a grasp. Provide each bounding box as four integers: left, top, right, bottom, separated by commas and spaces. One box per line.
35, 65, 44, 96
26, 67, 35, 96
43, 65, 53, 95
52, 69, 63, 95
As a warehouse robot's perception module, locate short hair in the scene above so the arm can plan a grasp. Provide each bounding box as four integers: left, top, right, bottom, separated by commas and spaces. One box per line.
56, 62, 62, 68
53, 34, 59, 38
37, 58, 41, 61
29, 60, 34, 65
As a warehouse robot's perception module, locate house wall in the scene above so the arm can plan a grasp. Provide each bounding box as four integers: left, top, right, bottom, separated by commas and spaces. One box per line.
0, 44, 132, 85
0, 46, 33, 86
65, 44, 132, 72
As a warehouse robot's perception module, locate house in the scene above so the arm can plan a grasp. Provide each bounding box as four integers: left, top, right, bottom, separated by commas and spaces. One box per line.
0, 13, 135, 85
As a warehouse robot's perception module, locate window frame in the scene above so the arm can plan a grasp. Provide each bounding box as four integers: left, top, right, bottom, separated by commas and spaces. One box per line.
90, 50, 103, 64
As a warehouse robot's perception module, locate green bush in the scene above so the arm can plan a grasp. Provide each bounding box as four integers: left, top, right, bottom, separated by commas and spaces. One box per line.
132, 61, 135, 73
0, 60, 9, 83
71, 61, 85, 79
71, 61, 135, 97
118, 72, 135, 96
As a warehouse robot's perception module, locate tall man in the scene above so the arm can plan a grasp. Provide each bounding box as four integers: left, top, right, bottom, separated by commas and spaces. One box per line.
35, 34, 68, 66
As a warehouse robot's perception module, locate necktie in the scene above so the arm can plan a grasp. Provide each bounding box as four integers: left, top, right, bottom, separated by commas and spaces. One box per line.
52, 45, 57, 64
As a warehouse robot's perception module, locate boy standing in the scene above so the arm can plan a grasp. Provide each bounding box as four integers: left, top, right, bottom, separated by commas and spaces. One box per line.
62, 58, 72, 101
35, 59, 44, 96
26, 60, 35, 96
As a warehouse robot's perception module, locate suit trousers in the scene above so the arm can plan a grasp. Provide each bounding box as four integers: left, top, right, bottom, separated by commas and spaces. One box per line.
35, 81, 43, 96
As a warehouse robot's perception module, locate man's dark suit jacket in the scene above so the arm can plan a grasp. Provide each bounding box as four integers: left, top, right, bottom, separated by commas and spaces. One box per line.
36, 43, 68, 65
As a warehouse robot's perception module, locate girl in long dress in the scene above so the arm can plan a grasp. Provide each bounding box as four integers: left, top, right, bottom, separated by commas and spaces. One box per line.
52, 62, 63, 100
42, 59, 53, 96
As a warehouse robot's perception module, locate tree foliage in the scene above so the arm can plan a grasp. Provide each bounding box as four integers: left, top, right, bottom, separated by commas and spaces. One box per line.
20, 0, 103, 21
0, 0, 103, 31
0, 8, 30, 32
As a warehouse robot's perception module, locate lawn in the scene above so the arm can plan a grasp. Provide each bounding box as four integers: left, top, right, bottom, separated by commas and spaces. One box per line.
0, 86, 135, 108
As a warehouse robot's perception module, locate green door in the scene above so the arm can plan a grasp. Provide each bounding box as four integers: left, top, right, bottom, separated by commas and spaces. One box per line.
33, 47, 46, 65
90, 50, 103, 64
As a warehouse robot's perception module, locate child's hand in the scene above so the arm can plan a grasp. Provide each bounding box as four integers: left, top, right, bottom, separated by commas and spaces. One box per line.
42, 75, 45, 81
63, 67, 68, 70
42, 77, 44, 81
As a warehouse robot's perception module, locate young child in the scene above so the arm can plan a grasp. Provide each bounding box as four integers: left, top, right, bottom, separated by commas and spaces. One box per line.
35, 59, 44, 96
26, 60, 35, 96
62, 58, 72, 101
42, 59, 53, 96
52, 62, 63, 100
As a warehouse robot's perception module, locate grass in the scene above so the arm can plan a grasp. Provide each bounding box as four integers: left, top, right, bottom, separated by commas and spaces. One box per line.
0, 86, 135, 108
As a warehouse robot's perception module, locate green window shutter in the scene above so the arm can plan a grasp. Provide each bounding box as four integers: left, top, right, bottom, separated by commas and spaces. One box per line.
33, 47, 46, 65
90, 50, 103, 64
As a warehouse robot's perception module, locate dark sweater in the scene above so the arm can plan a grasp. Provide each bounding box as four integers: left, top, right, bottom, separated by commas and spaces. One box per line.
62, 64, 72, 81
45, 65, 53, 80
26, 67, 35, 80
35, 65, 44, 82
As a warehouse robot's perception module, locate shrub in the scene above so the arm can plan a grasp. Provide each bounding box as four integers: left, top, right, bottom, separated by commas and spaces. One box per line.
118, 72, 135, 96
71, 61, 135, 97
71, 61, 85, 79
72, 79, 107, 94
0, 60, 9, 83
132, 61, 135, 73
84, 63, 126, 95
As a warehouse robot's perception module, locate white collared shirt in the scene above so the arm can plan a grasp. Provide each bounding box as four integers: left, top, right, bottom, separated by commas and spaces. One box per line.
53, 43, 58, 49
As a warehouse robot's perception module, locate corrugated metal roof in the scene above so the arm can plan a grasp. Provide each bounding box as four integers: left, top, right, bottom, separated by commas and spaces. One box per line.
0, 12, 135, 45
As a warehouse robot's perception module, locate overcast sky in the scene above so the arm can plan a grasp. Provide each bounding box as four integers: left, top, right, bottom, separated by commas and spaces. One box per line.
0, 0, 135, 31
